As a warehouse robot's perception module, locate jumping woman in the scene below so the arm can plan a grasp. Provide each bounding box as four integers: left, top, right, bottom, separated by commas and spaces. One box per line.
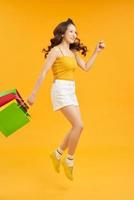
27, 18, 105, 181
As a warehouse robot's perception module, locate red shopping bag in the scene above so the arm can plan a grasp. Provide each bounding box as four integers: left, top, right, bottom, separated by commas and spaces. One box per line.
0, 93, 17, 107
0, 89, 29, 111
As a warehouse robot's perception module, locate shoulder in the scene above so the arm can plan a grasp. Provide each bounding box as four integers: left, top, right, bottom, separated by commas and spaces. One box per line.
49, 46, 59, 54
48, 46, 60, 57
47, 46, 59, 59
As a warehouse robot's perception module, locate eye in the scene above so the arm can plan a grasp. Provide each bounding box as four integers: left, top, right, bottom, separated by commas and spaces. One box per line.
70, 30, 77, 35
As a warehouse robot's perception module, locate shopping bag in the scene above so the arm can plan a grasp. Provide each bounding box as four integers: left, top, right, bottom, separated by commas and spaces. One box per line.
0, 101, 31, 137
0, 89, 29, 111
0, 93, 16, 107
0, 88, 17, 97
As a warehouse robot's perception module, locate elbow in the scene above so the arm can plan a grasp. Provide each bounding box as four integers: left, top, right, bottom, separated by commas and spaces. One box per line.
84, 64, 88, 72
84, 63, 91, 72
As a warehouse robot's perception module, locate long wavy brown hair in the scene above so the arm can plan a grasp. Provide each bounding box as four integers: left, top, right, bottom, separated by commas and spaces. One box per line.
42, 18, 88, 58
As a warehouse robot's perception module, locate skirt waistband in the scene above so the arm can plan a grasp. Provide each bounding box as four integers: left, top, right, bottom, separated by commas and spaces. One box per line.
53, 79, 75, 83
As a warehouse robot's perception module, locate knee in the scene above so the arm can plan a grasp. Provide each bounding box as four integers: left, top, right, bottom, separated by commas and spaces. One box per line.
73, 123, 84, 131
79, 123, 84, 130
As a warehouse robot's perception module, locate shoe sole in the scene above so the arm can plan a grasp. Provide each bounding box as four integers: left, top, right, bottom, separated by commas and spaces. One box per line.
62, 159, 73, 181
50, 153, 60, 173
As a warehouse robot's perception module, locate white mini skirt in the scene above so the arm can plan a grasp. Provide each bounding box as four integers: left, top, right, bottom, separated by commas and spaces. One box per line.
50, 79, 79, 111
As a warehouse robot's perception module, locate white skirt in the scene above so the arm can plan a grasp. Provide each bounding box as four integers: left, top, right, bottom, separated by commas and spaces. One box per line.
50, 79, 79, 111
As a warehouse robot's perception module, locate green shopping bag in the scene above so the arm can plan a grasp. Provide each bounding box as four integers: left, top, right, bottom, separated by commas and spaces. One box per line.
0, 101, 31, 137
0, 88, 17, 97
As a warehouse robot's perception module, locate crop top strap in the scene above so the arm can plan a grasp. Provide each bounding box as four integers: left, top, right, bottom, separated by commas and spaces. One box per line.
58, 46, 65, 56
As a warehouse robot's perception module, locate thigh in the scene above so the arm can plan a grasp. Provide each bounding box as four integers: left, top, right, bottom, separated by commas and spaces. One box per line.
60, 105, 84, 127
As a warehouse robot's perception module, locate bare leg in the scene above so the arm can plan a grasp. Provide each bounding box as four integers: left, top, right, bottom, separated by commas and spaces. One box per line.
59, 126, 82, 155
59, 128, 73, 151
60, 105, 84, 155
67, 126, 83, 155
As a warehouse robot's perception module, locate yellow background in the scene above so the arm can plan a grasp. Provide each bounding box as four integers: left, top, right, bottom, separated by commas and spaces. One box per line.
0, 0, 134, 199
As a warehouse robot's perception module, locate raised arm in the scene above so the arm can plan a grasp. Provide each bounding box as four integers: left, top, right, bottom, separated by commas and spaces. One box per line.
27, 47, 58, 106
74, 40, 105, 72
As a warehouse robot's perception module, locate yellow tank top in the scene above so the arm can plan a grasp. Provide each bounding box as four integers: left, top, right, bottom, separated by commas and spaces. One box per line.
52, 56, 78, 81
52, 47, 77, 80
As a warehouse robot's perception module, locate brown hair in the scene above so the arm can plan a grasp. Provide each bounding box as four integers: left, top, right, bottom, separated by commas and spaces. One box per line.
42, 18, 88, 58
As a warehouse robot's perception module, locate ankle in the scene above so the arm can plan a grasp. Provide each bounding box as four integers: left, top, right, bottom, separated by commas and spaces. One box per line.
65, 154, 74, 167
54, 147, 63, 160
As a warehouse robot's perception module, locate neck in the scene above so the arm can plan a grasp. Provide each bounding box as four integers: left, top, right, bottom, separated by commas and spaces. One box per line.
60, 40, 70, 49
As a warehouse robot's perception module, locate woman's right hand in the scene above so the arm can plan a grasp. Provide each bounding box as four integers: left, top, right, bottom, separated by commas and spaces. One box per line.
27, 93, 36, 106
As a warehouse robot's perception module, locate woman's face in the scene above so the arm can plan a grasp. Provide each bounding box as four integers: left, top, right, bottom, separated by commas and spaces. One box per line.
63, 24, 77, 44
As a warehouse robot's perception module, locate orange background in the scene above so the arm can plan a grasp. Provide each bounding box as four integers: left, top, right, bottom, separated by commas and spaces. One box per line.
0, 0, 134, 199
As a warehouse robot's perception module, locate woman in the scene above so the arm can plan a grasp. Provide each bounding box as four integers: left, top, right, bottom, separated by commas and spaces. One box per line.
27, 18, 105, 181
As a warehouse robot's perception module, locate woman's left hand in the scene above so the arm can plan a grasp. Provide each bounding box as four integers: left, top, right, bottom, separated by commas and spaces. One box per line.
95, 40, 106, 53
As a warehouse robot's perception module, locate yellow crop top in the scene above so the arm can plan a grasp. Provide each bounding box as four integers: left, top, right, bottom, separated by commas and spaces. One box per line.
52, 56, 78, 81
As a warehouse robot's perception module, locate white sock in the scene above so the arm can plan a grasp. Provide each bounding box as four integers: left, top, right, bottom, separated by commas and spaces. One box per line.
55, 147, 63, 160
66, 154, 74, 167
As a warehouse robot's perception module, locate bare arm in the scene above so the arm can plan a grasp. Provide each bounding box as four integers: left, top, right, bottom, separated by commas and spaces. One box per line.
74, 40, 105, 72
27, 47, 58, 105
